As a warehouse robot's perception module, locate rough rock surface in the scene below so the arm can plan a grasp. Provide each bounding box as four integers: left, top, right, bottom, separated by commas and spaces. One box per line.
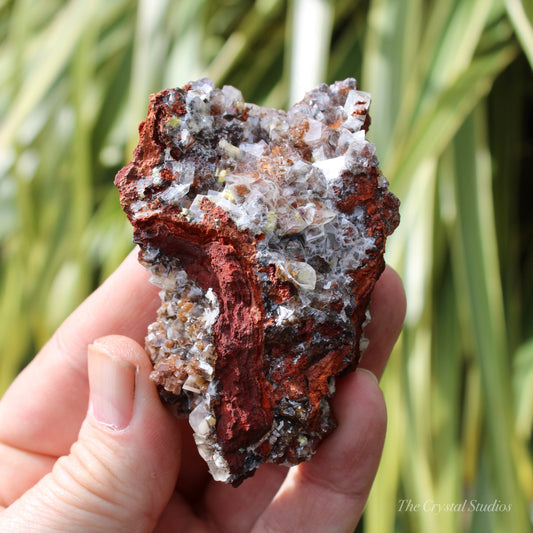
115, 78, 400, 485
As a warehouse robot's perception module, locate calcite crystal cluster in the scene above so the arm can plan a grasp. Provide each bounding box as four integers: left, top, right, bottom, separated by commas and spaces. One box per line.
115, 78, 399, 485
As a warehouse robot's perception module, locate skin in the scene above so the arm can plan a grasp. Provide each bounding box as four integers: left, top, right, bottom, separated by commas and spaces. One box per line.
0, 249, 405, 532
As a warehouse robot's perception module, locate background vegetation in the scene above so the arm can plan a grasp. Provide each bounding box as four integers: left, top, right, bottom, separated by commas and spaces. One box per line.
1, 0, 532, 531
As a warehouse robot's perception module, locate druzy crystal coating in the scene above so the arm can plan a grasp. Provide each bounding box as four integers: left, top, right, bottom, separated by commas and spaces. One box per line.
115, 78, 400, 485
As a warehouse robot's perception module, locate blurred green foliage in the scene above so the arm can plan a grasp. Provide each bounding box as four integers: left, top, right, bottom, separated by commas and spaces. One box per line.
1, 0, 532, 531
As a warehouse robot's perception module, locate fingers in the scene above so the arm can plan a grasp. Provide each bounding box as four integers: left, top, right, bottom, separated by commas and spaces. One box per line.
0, 249, 160, 457
252, 369, 387, 532
359, 265, 406, 380
0, 336, 181, 532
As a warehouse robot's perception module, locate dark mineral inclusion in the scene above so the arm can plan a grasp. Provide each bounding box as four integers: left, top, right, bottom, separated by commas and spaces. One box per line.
115, 78, 400, 485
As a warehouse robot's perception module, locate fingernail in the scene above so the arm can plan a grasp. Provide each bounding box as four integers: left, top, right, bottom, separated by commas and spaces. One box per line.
88, 343, 136, 430
358, 368, 380, 386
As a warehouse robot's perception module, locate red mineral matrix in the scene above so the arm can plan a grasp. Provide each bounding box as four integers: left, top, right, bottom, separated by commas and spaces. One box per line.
115, 78, 399, 485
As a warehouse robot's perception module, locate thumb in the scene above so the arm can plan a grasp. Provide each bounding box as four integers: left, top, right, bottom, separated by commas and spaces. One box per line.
2, 336, 181, 533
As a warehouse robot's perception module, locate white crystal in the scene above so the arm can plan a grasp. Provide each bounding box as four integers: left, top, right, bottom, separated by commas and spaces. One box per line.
239, 140, 268, 157
304, 119, 323, 144
280, 261, 317, 290
159, 183, 190, 205
183, 374, 203, 393
189, 402, 212, 436
276, 305, 296, 326
313, 156, 346, 181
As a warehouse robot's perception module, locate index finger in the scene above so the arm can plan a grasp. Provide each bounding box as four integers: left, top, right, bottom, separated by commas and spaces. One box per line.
0, 248, 160, 457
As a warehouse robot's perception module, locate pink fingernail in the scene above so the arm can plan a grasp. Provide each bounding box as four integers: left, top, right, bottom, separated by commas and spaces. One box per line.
358, 368, 380, 385
88, 343, 136, 430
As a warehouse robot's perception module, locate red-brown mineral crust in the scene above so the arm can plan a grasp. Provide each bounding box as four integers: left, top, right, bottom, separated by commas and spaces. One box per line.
115, 78, 400, 485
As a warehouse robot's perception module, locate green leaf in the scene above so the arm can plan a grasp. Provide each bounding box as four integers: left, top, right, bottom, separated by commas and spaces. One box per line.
389, 42, 518, 195
505, 0, 533, 68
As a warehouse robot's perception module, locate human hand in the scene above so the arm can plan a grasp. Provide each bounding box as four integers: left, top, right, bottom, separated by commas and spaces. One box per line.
0, 249, 405, 532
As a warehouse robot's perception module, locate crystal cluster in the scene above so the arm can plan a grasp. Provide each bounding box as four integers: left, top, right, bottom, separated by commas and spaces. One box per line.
115, 78, 400, 485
